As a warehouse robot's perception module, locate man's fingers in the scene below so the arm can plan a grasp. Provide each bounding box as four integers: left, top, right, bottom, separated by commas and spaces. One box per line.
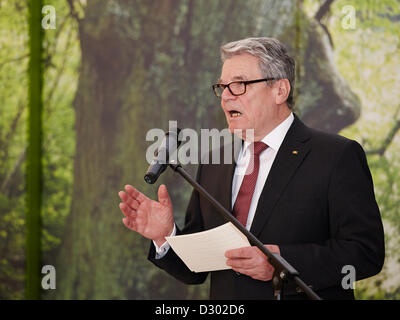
225, 246, 254, 259
118, 191, 128, 202
226, 258, 253, 270
122, 217, 137, 230
225, 245, 277, 282
157, 184, 172, 207
118, 191, 129, 206
125, 185, 147, 203
119, 202, 137, 219
119, 191, 140, 211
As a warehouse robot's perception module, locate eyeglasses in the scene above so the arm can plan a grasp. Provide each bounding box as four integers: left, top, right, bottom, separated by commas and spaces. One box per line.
212, 78, 277, 98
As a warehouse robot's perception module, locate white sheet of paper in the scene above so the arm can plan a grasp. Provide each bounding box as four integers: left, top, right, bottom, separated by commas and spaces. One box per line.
165, 222, 251, 272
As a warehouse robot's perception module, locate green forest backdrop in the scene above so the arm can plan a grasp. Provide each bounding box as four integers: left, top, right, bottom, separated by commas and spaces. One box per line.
0, 0, 399, 299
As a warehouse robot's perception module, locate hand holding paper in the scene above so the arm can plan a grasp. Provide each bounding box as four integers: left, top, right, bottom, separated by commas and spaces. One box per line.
225, 244, 280, 281
165, 222, 250, 272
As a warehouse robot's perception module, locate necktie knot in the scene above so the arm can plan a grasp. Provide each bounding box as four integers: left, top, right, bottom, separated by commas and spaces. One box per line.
252, 141, 268, 156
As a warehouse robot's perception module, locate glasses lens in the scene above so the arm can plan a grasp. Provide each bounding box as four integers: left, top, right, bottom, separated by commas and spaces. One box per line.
229, 82, 245, 95
213, 84, 224, 97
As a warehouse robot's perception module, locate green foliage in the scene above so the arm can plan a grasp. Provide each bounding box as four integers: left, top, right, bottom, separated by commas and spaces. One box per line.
309, 0, 400, 299
0, 0, 29, 300
0, 0, 79, 299
41, 0, 79, 270
1, 0, 399, 300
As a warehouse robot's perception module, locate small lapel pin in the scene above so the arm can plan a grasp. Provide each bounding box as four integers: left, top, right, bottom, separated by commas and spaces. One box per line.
292, 150, 298, 155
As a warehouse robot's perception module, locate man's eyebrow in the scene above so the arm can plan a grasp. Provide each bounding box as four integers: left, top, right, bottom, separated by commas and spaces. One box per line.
218, 75, 247, 83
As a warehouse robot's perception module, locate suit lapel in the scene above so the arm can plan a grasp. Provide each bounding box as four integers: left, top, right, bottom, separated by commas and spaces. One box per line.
210, 135, 242, 228
222, 135, 243, 212
250, 116, 312, 237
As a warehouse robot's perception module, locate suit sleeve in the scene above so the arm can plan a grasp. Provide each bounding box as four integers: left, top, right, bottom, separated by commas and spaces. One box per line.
147, 164, 209, 285
279, 140, 385, 291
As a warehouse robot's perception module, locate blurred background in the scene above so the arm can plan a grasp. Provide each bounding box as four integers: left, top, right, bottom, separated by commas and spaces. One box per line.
0, 0, 399, 299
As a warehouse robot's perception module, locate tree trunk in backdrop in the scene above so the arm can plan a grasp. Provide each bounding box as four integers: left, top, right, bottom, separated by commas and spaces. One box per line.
54, 0, 360, 299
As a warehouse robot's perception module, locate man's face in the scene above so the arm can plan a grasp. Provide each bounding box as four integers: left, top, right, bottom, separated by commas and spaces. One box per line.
219, 53, 277, 141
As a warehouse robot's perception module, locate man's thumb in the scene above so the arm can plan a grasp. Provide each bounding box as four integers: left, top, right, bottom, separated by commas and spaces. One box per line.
158, 184, 171, 207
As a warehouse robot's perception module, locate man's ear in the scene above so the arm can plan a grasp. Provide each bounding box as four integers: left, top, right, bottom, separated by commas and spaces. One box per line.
275, 79, 291, 105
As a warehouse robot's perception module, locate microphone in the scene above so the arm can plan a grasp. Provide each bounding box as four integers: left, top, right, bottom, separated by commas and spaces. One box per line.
144, 128, 181, 184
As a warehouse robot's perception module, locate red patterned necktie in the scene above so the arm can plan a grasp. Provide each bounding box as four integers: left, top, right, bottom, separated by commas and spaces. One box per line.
233, 141, 268, 226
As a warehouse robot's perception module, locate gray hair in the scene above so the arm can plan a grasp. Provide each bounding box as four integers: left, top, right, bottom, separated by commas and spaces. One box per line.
220, 37, 295, 109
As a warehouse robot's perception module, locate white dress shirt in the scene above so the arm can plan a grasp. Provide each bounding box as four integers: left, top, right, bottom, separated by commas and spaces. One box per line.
154, 112, 294, 258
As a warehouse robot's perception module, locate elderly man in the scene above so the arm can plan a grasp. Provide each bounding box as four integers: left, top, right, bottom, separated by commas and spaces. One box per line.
118, 37, 384, 300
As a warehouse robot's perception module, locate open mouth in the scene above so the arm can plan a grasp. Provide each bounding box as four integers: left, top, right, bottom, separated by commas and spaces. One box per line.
229, 110, 242, 118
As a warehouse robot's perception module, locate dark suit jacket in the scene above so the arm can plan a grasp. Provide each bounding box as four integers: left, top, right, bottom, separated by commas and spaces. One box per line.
148, 115, 385, 300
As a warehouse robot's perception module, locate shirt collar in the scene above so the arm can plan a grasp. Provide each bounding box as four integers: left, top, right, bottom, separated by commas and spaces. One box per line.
243, 112, 294, 154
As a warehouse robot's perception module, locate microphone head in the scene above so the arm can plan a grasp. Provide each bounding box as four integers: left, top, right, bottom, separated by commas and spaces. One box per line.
144, 172, 158, 184
144, 159, 167, 184
144, 128, 181, 184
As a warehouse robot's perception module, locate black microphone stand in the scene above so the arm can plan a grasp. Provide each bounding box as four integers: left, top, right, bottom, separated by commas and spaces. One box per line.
168, 160, 322, 300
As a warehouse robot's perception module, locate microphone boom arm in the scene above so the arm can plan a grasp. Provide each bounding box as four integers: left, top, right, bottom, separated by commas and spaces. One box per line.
168, 161, 322, 301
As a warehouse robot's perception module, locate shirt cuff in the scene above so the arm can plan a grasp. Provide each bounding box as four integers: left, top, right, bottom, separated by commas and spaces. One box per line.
153, 224, 176, 258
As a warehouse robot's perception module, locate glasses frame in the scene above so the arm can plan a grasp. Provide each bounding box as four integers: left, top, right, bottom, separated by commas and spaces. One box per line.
212, 78, 277, 98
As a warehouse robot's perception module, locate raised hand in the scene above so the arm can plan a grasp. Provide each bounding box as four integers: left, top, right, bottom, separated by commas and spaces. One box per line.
118, 184, 174, 246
